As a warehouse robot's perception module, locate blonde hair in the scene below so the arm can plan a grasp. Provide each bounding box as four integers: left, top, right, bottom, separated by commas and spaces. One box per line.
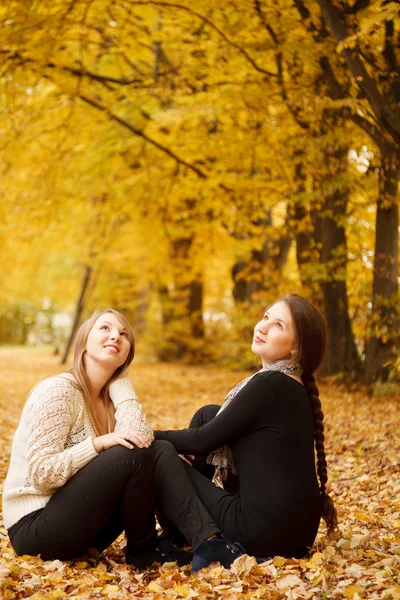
70, 308, 135, 436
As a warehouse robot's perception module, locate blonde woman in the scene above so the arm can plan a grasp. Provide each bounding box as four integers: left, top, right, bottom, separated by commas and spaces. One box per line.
3, 309, 240, 570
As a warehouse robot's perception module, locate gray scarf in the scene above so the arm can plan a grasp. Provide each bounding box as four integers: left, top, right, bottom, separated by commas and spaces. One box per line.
207, 359, 302, 482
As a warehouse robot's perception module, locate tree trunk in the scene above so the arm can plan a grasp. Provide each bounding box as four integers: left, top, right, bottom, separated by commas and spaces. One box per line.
188, 280, 204, 339
291, 159, 323, 308
232, 209, 292, 304
158, 234, 204, 360
61, 265, 92, 365
363, 151, 399, 383
319, 146, 361, 376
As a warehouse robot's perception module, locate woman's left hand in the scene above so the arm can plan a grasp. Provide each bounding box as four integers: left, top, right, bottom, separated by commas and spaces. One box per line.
125, 429, 150, 448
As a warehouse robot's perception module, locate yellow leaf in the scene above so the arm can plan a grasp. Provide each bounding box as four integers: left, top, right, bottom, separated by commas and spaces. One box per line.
354, 511, 371, 522
305, 552, 323, 569
74, 561, 88, 569
273, 556, 288, 567
174, 585, 190, 597
46, 572, 63, 583
147, 581, 164, 592
101, 584, 120, 595
208, 566, 224, 577
344, 585, 364, 598
312, 572, 323, 585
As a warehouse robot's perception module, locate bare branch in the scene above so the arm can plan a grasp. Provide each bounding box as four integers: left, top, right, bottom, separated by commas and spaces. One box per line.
79, 94, 207, 178
47, 63, 145, 86
129, 1, 277, 78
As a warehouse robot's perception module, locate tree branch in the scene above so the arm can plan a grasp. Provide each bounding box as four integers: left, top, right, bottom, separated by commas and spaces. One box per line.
48, 63, 145, 86
129, 1, 277, 78
316, 0, 400, 142
350, 112, 394, 153
79, 94, 207, 178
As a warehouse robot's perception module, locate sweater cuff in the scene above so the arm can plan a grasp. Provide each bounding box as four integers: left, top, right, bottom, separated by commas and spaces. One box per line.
154, 430, 167, 440
109, 378, 138, 407
67, 436, 98, 469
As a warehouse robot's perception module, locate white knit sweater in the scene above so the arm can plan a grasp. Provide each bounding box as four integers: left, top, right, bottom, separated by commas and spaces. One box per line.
2, 375, 154, 529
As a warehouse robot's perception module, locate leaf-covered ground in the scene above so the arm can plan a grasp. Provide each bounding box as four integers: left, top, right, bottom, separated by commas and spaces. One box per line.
0, 348, 399, 600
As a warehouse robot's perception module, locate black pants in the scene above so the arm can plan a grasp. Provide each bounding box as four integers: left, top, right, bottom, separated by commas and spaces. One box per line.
9, 441, 218, 560
169, 405, 319, 558
155, 405, 246, 549
165, 405, 266, 555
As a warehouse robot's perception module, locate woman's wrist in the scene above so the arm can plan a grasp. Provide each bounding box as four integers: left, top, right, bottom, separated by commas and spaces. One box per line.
93, 436, 105, 454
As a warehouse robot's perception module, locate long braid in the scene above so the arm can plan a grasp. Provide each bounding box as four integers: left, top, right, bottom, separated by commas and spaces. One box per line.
303, 372, 338, 535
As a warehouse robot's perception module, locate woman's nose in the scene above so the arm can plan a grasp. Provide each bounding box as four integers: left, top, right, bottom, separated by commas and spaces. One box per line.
110, 330, 120, 340
257, 321, 268, 334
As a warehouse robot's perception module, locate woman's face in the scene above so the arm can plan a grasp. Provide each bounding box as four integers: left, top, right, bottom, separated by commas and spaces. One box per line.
251, 301, 296, 366
85, 313, 131, 371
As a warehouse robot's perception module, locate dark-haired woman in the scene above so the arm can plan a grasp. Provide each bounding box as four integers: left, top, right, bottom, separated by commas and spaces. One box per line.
155, 294, 337, 569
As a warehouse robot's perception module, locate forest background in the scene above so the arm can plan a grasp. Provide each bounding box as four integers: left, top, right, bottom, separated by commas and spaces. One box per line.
1, 0, 399, 383
0, 2, 400, 599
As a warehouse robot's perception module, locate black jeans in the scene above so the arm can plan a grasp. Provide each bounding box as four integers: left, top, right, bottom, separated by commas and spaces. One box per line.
152, 440, 219, 550
9, 441, 219, 560
9, 445, 157, 560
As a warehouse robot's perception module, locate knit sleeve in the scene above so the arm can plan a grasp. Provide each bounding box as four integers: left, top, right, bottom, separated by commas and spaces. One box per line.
27, 378, 98, 493
109, 378, 154, 443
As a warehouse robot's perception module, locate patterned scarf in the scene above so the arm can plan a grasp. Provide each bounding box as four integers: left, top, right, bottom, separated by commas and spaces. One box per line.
207, 359, 302, 482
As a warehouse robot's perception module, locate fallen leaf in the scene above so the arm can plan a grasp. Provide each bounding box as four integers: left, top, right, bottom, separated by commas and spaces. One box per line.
276, 574, 304, 589
230, 554, 257, 575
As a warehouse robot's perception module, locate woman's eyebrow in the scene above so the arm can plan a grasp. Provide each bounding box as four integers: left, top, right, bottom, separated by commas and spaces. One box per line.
266, 312, 286, 324
100, 320, 126, 330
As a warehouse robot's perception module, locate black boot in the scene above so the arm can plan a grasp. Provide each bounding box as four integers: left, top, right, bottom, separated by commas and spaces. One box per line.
157, 528, 189, 549
192, 534, 244, 573
126, 539, 193, 569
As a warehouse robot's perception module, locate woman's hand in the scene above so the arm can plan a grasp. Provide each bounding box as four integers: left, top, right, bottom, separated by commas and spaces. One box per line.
179, 454, 195, 467
93, 430, 151, 453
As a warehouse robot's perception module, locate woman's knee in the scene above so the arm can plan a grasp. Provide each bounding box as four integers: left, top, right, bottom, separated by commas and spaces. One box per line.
102, 445, 155, 475
151, 439, 178, 462
189, 404, 220, 428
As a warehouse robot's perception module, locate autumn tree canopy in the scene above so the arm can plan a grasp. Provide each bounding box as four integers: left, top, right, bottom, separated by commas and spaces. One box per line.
1, 0, 399, 382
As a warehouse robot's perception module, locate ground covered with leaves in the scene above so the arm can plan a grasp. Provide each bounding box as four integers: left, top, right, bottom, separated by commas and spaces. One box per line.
0, 348, 399, 599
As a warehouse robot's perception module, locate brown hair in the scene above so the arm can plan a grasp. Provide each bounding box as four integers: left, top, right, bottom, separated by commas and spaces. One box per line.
70, 308, 135, 436
279, 294, 338, 535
